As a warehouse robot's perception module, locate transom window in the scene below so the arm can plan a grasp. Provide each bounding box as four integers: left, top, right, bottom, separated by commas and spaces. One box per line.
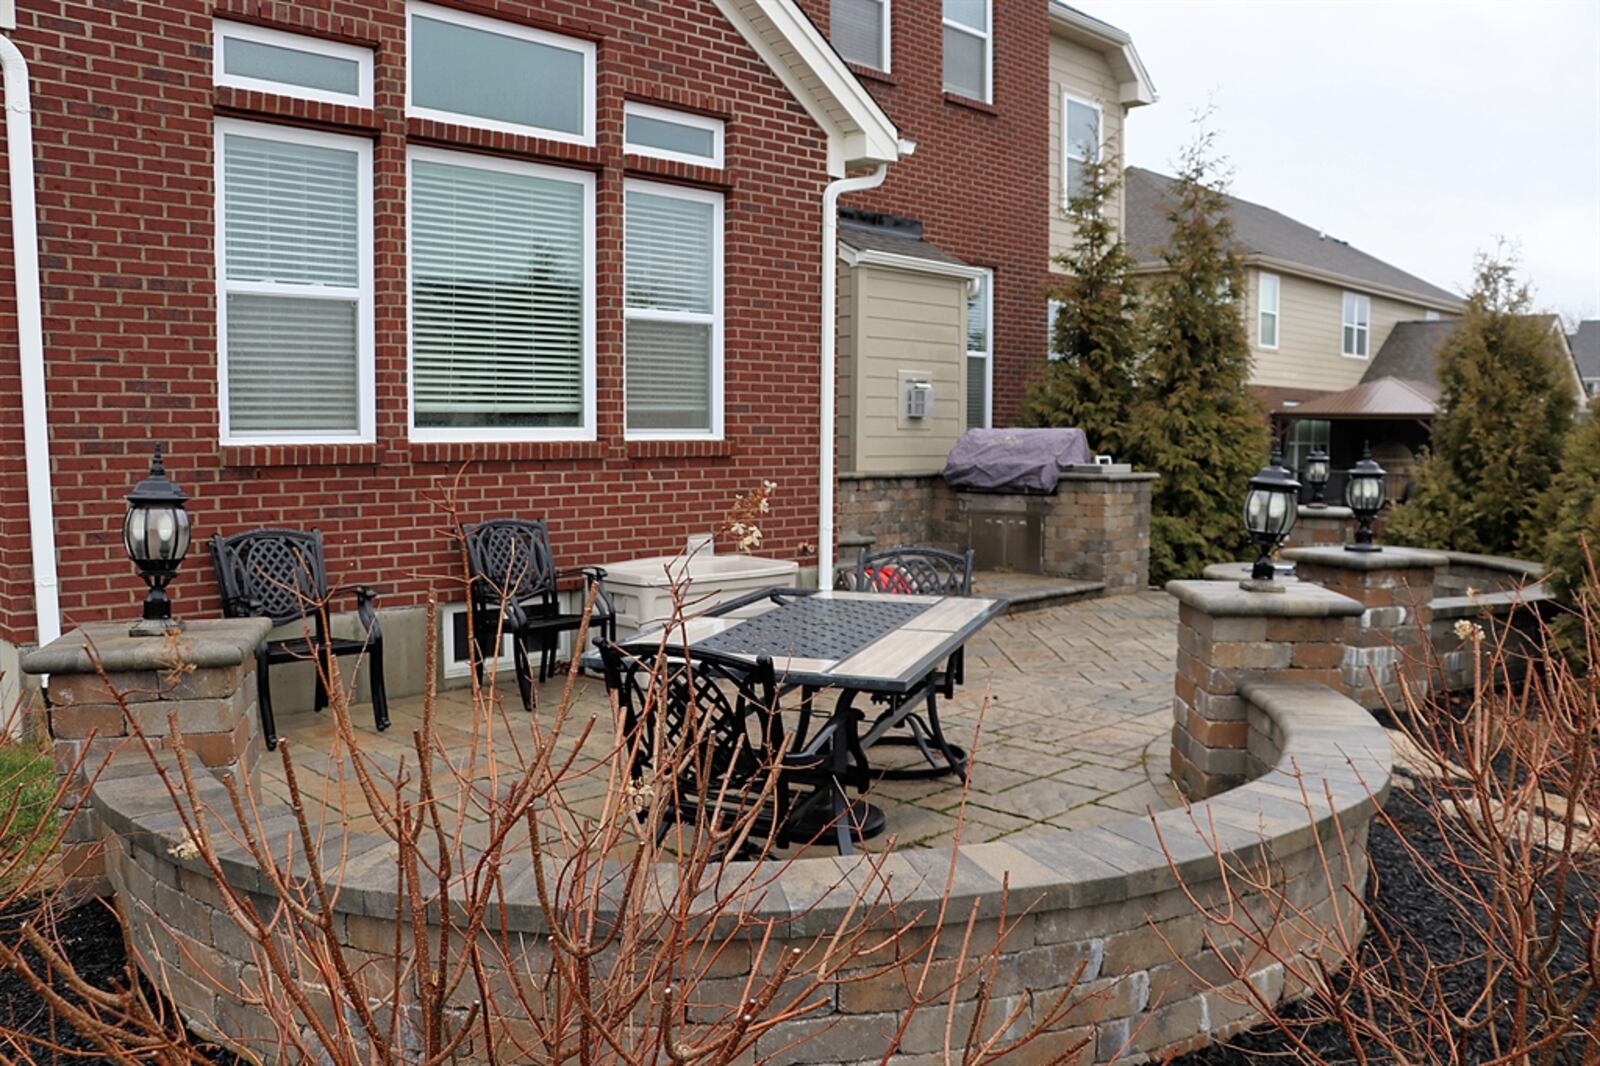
831, 0, 890, 71
215, 120, 373, 444
407, 2, 595, 145
1063, 94, 1101, 204
407, 148, 595, 441
1258, 272, 1280, 349
214, 20, 373, 108
942, 0, 991, 103
623, 103, 724, 168
965, 269, 993, 429
1342, 292, 1371, 358
624, 181, 724, 439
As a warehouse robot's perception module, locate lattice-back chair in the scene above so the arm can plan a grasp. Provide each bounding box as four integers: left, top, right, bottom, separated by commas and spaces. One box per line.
598, 642, 854, 855
462, 518, 616, 712
835, 545, 976, 780
209, 528, 389, 751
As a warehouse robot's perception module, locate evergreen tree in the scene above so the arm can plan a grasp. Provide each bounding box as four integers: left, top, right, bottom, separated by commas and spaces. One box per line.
1386, 251, 1577, 555
1533, 412, 1600, 653
1128, 128, 1267, 584
1020, 152, 1140, 456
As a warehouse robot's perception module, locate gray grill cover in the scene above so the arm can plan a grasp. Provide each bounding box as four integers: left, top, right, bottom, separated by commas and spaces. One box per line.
941, 428, 1092, 494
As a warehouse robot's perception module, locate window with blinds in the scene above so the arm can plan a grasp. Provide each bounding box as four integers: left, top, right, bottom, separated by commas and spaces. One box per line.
624, 182, 723, 438
216, 121, 372, 443
965, 269, 992, 430
409, 150, 594, 439
942, 0, 991, 102
830, 0, 889, 71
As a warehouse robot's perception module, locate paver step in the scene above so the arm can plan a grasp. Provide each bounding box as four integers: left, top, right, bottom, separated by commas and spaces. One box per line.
971, 570, 1105, 613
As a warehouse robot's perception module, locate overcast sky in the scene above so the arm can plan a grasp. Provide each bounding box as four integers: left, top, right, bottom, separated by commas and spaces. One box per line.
1099, 0, 1600, 323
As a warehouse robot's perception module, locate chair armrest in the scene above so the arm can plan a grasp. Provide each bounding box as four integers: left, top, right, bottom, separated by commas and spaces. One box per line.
330, 585, 381, 637
580, 568, 617, 621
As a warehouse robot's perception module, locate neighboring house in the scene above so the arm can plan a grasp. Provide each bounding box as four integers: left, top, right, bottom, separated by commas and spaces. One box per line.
1570, 321, 1600, 400
1286, 315, 1585, 500
0, 1, 905, 702
806, 0, 1154, 474
1124, 166, 1465, 474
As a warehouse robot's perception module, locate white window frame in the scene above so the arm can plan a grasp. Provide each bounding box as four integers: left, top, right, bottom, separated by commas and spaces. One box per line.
966, 267, 994, 429
1342, 292, 1371, 359
1046, 296, 1064, 362
214, 20, 374, 108
1257, 271, 1280, 350
405, 2, 596, 147
942, 0, 992, 104
1424, 309, 1440, 322
439, 603, 513, 680
1061, 92, 1104, 208
831, 0, 892, 72
405, 145, 598, 443
215, 118, 375, 446
623, 178, 725, 442
622, 102, 725, 169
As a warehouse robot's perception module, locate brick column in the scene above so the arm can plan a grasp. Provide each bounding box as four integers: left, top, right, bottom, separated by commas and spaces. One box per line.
22, 618, 271, 893
1167, 580, 1363, 800
1046, 470, 1157, 594
1284, 545, 1448, 711
1283, 505, 1353, 549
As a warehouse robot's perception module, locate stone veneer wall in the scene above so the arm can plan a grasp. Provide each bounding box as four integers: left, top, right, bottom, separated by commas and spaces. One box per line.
89, 677, 1389, 1065
839, 470, 1154, 593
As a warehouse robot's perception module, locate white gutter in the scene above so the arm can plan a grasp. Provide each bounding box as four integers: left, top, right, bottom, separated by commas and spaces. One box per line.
1, 31, 62, 652
818, 164, 889, 588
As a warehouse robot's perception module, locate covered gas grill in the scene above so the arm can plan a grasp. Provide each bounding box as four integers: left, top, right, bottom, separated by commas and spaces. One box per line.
941, 428, 1100, 573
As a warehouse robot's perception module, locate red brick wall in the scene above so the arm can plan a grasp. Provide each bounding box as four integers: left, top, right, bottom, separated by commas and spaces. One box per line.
799, 0, 1052, 428
0, 0, 832, 644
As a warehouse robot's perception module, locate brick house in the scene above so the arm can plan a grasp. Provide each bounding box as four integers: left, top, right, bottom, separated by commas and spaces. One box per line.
802, 0, 1154, 476
0, 0, 904, 708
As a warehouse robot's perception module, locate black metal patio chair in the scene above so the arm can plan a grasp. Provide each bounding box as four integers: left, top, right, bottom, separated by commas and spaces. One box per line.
462, 518, 617, 712
209, 528, 390, 751
834, 545, 976, 780
598, 641, 866, 855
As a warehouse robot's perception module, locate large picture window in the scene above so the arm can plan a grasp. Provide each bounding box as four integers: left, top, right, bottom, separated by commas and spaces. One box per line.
942, 0, 991, 103
1063, 94, 1101, 204
1342, 292, 1371, 358
831, 0, 890, 71
408, 149, 595, 440
965, 269, 993, 430
407, 2, 594, 144
624, 181, 723, 438
216, 120, 372, 444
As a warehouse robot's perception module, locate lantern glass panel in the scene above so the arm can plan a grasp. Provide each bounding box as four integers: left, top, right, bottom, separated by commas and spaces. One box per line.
1347, 474, 1383, 512
1307, 457, 1329, 482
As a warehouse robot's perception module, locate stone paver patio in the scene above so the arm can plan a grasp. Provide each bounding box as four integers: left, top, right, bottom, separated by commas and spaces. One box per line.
259, 591, 1181, 855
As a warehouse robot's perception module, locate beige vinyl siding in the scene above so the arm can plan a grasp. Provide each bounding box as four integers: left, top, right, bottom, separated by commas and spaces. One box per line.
837, 264, 858, 469
1048, 35, 1122, 271
842, 263, 968, 474
1244, 268, 1454, 392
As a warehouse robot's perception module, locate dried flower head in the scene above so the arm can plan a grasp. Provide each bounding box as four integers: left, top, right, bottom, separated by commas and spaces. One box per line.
1453, 619, 1485, 644
722, 481, 776, 553
167, 830, 201, 861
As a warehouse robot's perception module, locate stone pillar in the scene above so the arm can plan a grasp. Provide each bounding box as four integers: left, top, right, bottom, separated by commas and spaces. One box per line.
1283, 545, 1448, 711
22, 618, 271, 893
1283, 505, 1353, 549
1045, 470, 1157, 594
1167, 580, 1363, 800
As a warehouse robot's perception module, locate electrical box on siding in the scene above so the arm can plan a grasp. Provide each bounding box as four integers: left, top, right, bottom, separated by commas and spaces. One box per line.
903, 378, 933, 420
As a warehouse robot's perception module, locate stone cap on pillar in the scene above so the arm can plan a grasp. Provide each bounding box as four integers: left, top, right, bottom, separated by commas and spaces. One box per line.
1166, 579, 1363, 618
1282, 545, 1450, 572
22, 618, 274, 676
1296, 505, 1353, 519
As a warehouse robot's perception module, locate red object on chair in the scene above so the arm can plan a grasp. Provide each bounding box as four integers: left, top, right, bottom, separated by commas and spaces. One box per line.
864, 564, 914, 595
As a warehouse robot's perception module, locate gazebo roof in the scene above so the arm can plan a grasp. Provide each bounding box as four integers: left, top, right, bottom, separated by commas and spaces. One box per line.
1286, 377, 1439, 421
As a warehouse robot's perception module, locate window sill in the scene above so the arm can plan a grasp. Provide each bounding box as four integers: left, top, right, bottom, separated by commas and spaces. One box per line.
943, 92, 997, 116
219, 442, 383, 469
626, 439, 735, 460
409, 440, 608, 465
847, 62, 896, 87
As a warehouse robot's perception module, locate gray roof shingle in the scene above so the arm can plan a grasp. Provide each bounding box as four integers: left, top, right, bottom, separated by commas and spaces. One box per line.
1362, 320, 1458, 389
1124, 167, 1462, 307
838, 219, 972, 269
1570, 321, 1600, 379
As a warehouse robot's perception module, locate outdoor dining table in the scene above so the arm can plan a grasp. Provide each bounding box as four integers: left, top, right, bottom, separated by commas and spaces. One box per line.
589, 586, 1008, 854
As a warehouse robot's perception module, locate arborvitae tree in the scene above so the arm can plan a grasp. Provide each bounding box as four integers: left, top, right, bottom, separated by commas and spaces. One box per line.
1128, 128, 1267, 584
1386, 251, 1577, 555
1020, 152, 1140, 456
1533, 412, 1600, 653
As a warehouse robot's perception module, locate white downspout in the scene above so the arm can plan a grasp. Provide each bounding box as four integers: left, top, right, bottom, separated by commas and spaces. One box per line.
819, 164, 888, 588
0, 31, 62, 652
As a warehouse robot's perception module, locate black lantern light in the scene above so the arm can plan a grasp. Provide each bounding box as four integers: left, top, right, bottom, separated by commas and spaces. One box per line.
1242, 444, 1301, 588
123, 445, 192, 632
1344, 442, 1387, 553
1304, 447, 1331, 507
